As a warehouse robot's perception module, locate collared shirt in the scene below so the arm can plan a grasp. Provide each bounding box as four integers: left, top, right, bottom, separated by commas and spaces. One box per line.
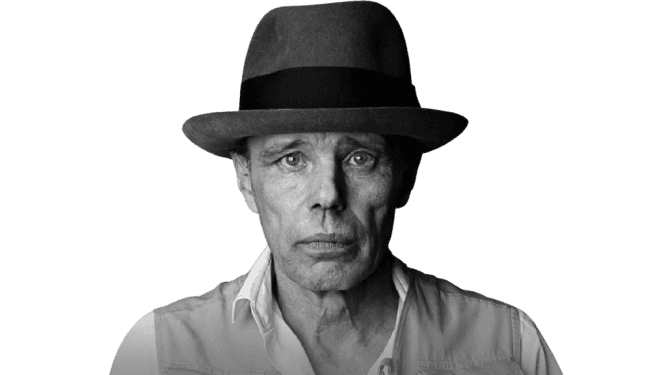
110, 248, 560, 375
231, 247, 409, 375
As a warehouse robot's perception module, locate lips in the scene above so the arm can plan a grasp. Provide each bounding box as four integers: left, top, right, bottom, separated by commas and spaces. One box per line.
297, 233, 355, 245
296, 233, 358, 259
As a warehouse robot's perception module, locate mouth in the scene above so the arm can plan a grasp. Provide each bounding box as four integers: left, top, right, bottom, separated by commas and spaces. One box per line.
296, 233, 356, 256
298, 233, 354, 245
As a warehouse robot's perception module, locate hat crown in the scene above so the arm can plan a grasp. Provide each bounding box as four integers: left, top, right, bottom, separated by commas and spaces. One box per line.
182, 1, 467, 159
242, 1, 412, 81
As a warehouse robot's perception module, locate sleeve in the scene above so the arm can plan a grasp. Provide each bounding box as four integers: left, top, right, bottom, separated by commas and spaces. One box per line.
110, 312, 159, 375
518, 310, 563, 375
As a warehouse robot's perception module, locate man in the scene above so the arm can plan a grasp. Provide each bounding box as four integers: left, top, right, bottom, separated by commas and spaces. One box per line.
111, 2, 561, 374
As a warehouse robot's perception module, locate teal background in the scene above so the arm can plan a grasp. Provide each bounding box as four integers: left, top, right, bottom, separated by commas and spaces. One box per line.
1, 1, 663, 373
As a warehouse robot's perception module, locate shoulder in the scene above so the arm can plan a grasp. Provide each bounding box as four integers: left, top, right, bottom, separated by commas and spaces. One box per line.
110, 312, 158, 375
154, 273, 247, 317
111, 276, 248, 375
516, 309, 563, 375
151, 273, 253, 360
406, 265, 519, 313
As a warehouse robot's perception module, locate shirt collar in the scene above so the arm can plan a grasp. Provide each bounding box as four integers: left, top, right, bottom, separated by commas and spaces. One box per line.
231, 246, 273, 325
231, 246, 410, 325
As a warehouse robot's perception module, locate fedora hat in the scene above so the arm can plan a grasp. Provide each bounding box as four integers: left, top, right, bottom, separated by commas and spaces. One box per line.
183, 1, 467, 158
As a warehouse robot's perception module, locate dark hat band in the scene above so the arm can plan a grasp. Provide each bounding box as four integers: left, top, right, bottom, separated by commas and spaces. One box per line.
239, 67, 420, 110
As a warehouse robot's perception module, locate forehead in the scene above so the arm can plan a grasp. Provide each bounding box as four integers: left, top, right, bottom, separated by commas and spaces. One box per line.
247, 132, 388, 151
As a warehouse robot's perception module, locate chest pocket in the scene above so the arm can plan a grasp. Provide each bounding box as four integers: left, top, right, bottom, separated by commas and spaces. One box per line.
165, 361, 279, 375
417, 361, 525, 375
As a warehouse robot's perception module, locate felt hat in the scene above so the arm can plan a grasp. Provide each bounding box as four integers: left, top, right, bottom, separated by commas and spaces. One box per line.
183, 1, 467, 158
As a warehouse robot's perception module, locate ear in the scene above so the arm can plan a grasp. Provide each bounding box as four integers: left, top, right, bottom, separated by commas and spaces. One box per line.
396, 154, 422, 209
231, 153, 258, 214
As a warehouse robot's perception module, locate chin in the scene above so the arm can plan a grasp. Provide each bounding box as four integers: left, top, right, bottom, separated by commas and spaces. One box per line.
299, 261, 373, 292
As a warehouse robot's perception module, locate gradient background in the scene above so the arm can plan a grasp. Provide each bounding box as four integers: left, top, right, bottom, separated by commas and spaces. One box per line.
2, 1, 664, 373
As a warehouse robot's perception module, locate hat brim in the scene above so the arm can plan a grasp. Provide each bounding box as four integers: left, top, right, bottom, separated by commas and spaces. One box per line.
183, 107, 467, 158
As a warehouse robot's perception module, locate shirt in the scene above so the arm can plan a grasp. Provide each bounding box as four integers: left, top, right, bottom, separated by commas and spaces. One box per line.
110, 248, 560, 375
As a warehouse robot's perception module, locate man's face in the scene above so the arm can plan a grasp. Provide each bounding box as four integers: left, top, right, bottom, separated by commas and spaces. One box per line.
233, 132, 409, 292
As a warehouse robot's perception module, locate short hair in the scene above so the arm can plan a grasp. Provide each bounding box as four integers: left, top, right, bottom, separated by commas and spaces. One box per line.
230, 137, 251, 167
232, 138, 250, 159
384, 134, 423, 168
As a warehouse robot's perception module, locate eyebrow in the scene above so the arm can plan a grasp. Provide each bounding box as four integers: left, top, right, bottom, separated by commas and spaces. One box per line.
339, 135, 387, 151
256, 134, 388, 161
257, 139, 308, 160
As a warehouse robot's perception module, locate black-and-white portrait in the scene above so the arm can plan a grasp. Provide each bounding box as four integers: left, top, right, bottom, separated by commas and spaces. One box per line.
111, 1, 563, 374
2, 1, 664, 374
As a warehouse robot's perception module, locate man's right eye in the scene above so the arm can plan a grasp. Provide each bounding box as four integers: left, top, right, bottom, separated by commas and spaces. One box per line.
279, 152, 306, 169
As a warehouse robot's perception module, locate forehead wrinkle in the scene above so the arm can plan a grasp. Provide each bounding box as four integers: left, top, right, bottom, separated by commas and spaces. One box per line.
290, 132, 387, 150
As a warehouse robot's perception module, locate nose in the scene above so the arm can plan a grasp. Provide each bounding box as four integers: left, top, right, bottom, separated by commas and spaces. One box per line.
309, 158, 345, 213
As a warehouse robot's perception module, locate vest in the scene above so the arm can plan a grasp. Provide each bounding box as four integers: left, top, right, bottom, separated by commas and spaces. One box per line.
154, 265, 525, 375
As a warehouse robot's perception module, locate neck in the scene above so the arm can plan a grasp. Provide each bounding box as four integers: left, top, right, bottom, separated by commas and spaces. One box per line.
273, 253, 399, 348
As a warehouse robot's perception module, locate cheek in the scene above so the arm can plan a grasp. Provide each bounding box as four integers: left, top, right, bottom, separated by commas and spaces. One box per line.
347, 170, 397, 231
253, 174, 305, 240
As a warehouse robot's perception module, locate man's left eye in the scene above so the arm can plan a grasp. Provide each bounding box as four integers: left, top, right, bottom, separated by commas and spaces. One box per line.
348, 151, 375, 167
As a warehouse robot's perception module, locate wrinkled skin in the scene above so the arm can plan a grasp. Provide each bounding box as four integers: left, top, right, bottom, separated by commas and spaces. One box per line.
232, 132, 417, 294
